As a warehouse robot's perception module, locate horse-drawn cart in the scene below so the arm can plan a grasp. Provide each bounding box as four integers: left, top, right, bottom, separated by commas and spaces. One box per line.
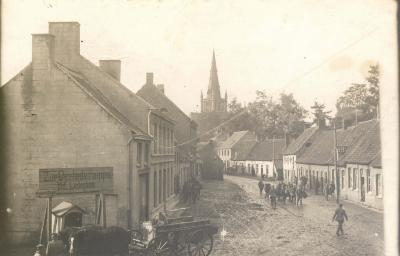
129, 216, 218, 256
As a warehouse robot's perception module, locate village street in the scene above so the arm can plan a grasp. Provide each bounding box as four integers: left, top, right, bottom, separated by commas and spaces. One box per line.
184, 176, 384, 256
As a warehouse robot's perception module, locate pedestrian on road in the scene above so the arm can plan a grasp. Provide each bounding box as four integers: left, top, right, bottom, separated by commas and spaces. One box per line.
258, 180, 264, 196
264, 182, 271, 199
332, 204, 348, 236
270, 186, 277, 209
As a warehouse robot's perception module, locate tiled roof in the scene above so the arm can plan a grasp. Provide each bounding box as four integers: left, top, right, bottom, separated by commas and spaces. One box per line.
219, 130, 253, 149
343, 120, 380, 165
296, 129, 334, 165
232, 140, 257, 161
283, 127, 318, 155
77, 57, 173, 134
297, 120, 379, 166
137, 83, 197, 143
246, 139, 286, 161
371, 153, 381, 168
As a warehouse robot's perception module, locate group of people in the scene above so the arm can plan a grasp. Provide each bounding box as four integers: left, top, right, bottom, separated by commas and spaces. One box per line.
258, 178, 308, 209
182, 177, 202, 205
313, 179, 336, 200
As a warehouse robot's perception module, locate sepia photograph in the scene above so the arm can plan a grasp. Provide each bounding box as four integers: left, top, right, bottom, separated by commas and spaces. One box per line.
0, 0, 398, 255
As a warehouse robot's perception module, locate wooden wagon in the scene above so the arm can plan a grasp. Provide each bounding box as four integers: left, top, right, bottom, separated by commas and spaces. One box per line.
129, 216, 218, 256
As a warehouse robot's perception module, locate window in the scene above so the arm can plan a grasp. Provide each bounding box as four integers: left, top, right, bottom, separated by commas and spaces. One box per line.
367, 169, 371, 192
144, 144, 149, 166
348, 168, 351, 188
154, 124, 158, 154
353, 168, 357, 189
376, 174, 381, 196
154, 172, 158, 207
158, 126, 162, 153
137, 143, 142, 166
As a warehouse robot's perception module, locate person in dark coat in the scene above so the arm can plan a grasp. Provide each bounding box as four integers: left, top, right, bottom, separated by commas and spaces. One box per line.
258, 180, 264, 196
264, 183, 271, 199
332, 204, 348, 236
269, 185, 277, 209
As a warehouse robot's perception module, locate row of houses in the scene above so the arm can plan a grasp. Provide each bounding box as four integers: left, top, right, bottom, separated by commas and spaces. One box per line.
216, 130, 286, 179
217, 118, 382, 210
0, 22, 198, 244
283, 119, 382, 209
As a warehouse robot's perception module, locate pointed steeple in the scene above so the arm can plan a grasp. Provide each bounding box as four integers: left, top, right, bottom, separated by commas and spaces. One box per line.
207, 50, 221, 101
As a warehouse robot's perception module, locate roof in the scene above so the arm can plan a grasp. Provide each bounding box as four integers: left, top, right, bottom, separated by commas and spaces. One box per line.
370, 153, 381, 168
284, 127, 318, 155
343, 120, 380, 165
52, 201, 86, 217
247, 139, 286, 161
296, 129, 333, 165
232, 139, 257, 161
137, 83, 197, 143
219, 130, 254, 149
297, 119, 379, 166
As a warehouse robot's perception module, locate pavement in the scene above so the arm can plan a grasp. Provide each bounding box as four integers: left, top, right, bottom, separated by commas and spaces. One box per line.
184, 175, 384, 256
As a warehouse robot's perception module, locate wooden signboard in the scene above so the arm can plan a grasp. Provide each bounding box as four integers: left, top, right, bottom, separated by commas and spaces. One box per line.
38, 167, 113, 195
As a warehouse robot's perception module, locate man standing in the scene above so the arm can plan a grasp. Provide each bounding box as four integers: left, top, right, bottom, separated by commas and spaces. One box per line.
332, 204, 349, 236
258, 180, 264, 196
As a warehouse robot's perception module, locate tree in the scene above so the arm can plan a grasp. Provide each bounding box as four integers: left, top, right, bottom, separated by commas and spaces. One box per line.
311, 101, 331, 127
228, 97, 243, 114
335, 64, 380, 125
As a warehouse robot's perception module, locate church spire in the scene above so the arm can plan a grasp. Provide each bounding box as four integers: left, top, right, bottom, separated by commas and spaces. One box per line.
207, 50, 221, 101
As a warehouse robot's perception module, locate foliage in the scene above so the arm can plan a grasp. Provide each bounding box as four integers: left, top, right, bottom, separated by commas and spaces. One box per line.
336, 64, 380, 124
225, 92, 307, 139
310, 101, 331, 127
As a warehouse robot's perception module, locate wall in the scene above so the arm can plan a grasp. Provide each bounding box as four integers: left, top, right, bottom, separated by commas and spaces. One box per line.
340, 163, 383, 209
283, 155, 296, 182
244, 160, 275, 178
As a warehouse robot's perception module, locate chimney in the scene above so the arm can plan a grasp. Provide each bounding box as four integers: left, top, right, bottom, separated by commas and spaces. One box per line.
48, 22, 80, 66
32, 34, 55, 80
99, 60, 121, 81
156, 84, 165, 94
146, 73, 154, 85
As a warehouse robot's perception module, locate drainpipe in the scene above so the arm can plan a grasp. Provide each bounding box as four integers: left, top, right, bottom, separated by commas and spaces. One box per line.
127, 135, 134, 229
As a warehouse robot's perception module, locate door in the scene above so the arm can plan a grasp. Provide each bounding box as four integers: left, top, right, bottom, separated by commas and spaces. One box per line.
139, 174, 149, 222
360, 177, 365, 202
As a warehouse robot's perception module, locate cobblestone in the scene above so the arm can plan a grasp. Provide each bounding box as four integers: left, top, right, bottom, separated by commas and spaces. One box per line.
184, 176, 384, 256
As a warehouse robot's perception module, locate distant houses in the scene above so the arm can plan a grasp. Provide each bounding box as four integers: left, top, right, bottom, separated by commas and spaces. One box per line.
223, 119, 382, 210
283, 119, 382, 209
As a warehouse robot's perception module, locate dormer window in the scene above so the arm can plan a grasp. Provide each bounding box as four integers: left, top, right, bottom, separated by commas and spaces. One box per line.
337, 146, 347, 154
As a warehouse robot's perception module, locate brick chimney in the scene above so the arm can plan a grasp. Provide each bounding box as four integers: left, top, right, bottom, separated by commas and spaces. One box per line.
48, 22, 80, 66
157, 84, 165, 94
146, 73, 154, 85
99, 60, 121, 81
32, 34, 55, 80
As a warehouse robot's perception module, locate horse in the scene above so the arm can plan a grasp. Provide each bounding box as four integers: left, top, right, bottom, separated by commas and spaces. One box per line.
69, 226, 130, 256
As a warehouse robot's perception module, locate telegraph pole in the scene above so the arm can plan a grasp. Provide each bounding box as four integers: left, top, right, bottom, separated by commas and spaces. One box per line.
333, 118, 340, 204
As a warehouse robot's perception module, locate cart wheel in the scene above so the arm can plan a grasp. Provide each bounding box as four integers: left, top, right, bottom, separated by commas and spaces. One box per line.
187, 230, 213, 256
148, 236, 170, 256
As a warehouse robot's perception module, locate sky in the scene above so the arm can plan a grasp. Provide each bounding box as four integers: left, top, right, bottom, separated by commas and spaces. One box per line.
1, 0, 397, 117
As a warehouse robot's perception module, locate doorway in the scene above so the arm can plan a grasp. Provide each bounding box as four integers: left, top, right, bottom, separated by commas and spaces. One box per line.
139, 174, 149, 222
360, 177, 365, 202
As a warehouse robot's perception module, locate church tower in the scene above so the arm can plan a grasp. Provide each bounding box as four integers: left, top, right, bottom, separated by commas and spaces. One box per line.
201, 50, 227, 113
